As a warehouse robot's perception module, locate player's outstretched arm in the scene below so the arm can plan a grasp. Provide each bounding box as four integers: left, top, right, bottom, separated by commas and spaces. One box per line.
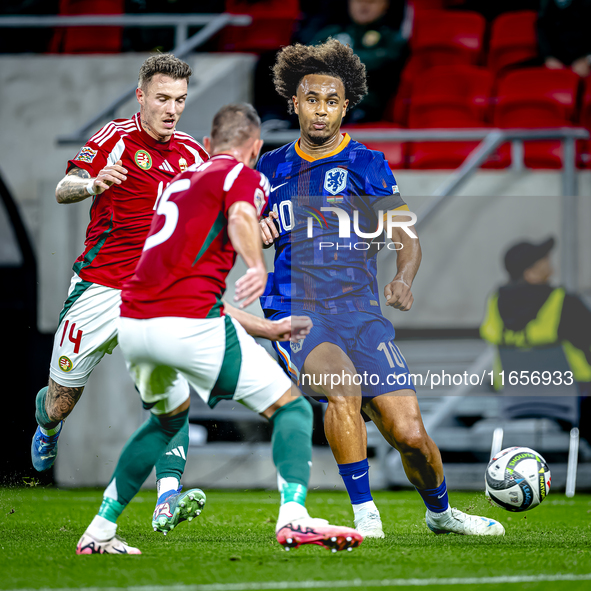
228, 201, 267, 308
223, 302, 313, 342
55, 160, 128, 204
384, 218, 422, 311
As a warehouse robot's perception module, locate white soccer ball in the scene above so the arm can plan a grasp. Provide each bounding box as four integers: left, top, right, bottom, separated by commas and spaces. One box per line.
485, 446, 551, 512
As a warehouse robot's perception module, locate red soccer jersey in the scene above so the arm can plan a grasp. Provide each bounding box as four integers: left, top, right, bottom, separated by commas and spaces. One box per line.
120, 155, 269, 319
68, 112, 208, 289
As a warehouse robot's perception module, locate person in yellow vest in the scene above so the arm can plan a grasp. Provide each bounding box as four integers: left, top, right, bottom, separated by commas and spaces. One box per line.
480, 237, 591, 441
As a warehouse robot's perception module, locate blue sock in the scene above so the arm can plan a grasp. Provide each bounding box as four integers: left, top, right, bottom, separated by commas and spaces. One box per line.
416, 477, 449, 513
338, 459, 373, 504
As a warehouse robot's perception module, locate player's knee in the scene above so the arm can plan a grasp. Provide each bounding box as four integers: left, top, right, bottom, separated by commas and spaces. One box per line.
152, 408, 189, 437
274, 395, 313, 423
395, 427, 429, 457
326, 394, 361, 416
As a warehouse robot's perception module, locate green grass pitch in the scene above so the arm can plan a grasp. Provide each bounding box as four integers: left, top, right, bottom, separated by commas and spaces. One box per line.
1, 487, 590, 591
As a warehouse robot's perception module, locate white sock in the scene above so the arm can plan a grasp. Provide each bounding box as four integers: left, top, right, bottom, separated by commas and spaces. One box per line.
276, 501, 310, 532
157, 477, 179, 499
428, 506, 451, 520
352, 500, 378, 521
87, 515, 117, 540
40, 422, 62, 437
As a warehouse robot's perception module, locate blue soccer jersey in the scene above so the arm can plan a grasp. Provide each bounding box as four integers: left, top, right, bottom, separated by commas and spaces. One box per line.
257, 133, 408, 315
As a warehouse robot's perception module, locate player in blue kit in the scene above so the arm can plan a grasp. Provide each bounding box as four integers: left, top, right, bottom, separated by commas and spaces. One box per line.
257, 39, 505, 538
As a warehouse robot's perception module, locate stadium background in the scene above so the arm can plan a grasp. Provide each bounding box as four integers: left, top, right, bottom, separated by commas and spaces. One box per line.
1, 0, 590, 495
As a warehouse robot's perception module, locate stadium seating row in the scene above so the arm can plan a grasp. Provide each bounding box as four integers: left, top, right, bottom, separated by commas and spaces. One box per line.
349, 66, 591, 170
48, 2, 589, 170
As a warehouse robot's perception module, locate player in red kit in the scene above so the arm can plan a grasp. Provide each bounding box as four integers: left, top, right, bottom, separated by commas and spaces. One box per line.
31, 55, 210, 529
75, 104, 363, 555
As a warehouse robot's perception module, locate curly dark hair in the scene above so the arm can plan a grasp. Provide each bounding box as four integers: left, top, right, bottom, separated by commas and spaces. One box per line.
272, 39, 367, 114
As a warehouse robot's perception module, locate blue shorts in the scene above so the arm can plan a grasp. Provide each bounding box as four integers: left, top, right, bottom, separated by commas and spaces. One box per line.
267, 309, 415, 398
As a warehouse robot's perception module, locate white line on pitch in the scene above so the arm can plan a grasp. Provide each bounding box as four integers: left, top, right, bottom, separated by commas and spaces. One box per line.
13, 572, 591, 591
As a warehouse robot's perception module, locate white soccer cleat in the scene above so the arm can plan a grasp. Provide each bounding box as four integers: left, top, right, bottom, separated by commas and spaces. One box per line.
76, 531, 142, 555
354, 509, 385, 539
425, 507, 505, 536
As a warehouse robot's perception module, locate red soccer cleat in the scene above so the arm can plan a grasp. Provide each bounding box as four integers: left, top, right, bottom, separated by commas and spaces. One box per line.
276, 518, 363, 552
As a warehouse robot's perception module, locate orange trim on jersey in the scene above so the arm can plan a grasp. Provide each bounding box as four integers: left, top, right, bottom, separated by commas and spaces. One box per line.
295, 133, 351, 162
276, 344, 298, 378
382, 204, 410, 222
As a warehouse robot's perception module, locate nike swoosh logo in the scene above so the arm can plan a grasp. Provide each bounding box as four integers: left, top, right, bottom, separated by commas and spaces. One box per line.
437, 493, 446, 498
352, 472, 368, 480
270, 182, 288, 193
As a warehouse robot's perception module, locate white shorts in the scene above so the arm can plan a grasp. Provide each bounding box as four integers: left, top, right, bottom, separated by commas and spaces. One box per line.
49, 275, 189, 409
118, 315, 292, 415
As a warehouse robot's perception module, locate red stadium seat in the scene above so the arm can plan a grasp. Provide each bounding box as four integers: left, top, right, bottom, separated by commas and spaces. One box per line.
343, 123, 406, 170
392, 9, 486, 125
577, 77, 591, 168
488, 11, 539, 75
218, 0, 300, 53
407, 10, 486, 72
580, 75, 591, 130
408, 65, 494, 127
407, 139, 484, 169
385, 10, 486, 125
492, 68, 581, 169
406, 66, 493, 169
410, 0, 446, 11
48, 0, 123, 54
389, 72, 413, 125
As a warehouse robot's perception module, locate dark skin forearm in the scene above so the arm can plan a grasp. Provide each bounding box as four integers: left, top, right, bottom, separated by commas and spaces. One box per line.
384, 223, 422, 311
392, 224, 421, 285
223, 301, 269, 338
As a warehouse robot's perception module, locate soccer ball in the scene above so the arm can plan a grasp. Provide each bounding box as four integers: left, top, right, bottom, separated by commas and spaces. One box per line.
485, 446, 551, 512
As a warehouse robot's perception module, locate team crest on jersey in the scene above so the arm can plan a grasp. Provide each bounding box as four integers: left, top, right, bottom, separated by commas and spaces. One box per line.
254, 188, 265, 216
324, 168, 348, 195
135, 150, 152, 170
58, 356, 73, 372
290, 340, 303, 353
178, 157, 188, 172
74, 146, 98, 164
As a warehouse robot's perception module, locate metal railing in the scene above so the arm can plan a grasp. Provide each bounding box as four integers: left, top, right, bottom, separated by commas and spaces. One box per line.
0, 13, 251, 48
0, 13, 251, 145
262, 127, 588, 291
262, 127, 588, 199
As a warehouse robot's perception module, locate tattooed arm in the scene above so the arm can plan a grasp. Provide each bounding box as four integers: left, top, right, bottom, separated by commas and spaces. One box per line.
55, 160, 128, 204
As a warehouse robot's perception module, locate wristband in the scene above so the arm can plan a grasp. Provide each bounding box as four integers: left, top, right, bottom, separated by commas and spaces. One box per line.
86, 179, 98, 195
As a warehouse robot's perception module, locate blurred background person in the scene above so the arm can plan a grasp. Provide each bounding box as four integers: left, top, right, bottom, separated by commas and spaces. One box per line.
254, 0, 410, 126
480, 237, 591, 443
308, 0, 410, 122
537, 0, 591, 77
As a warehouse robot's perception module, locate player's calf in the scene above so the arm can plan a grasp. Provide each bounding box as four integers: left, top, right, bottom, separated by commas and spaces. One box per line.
45, 379, 84, 423
31, 386, 56, 471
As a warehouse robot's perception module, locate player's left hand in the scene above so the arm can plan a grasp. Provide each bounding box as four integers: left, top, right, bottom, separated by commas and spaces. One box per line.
260, 211, 280, 245
234, 265, 267, 308
265, 315, 313, 342
384, 278, 414, 311
571, 56, 591, 78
